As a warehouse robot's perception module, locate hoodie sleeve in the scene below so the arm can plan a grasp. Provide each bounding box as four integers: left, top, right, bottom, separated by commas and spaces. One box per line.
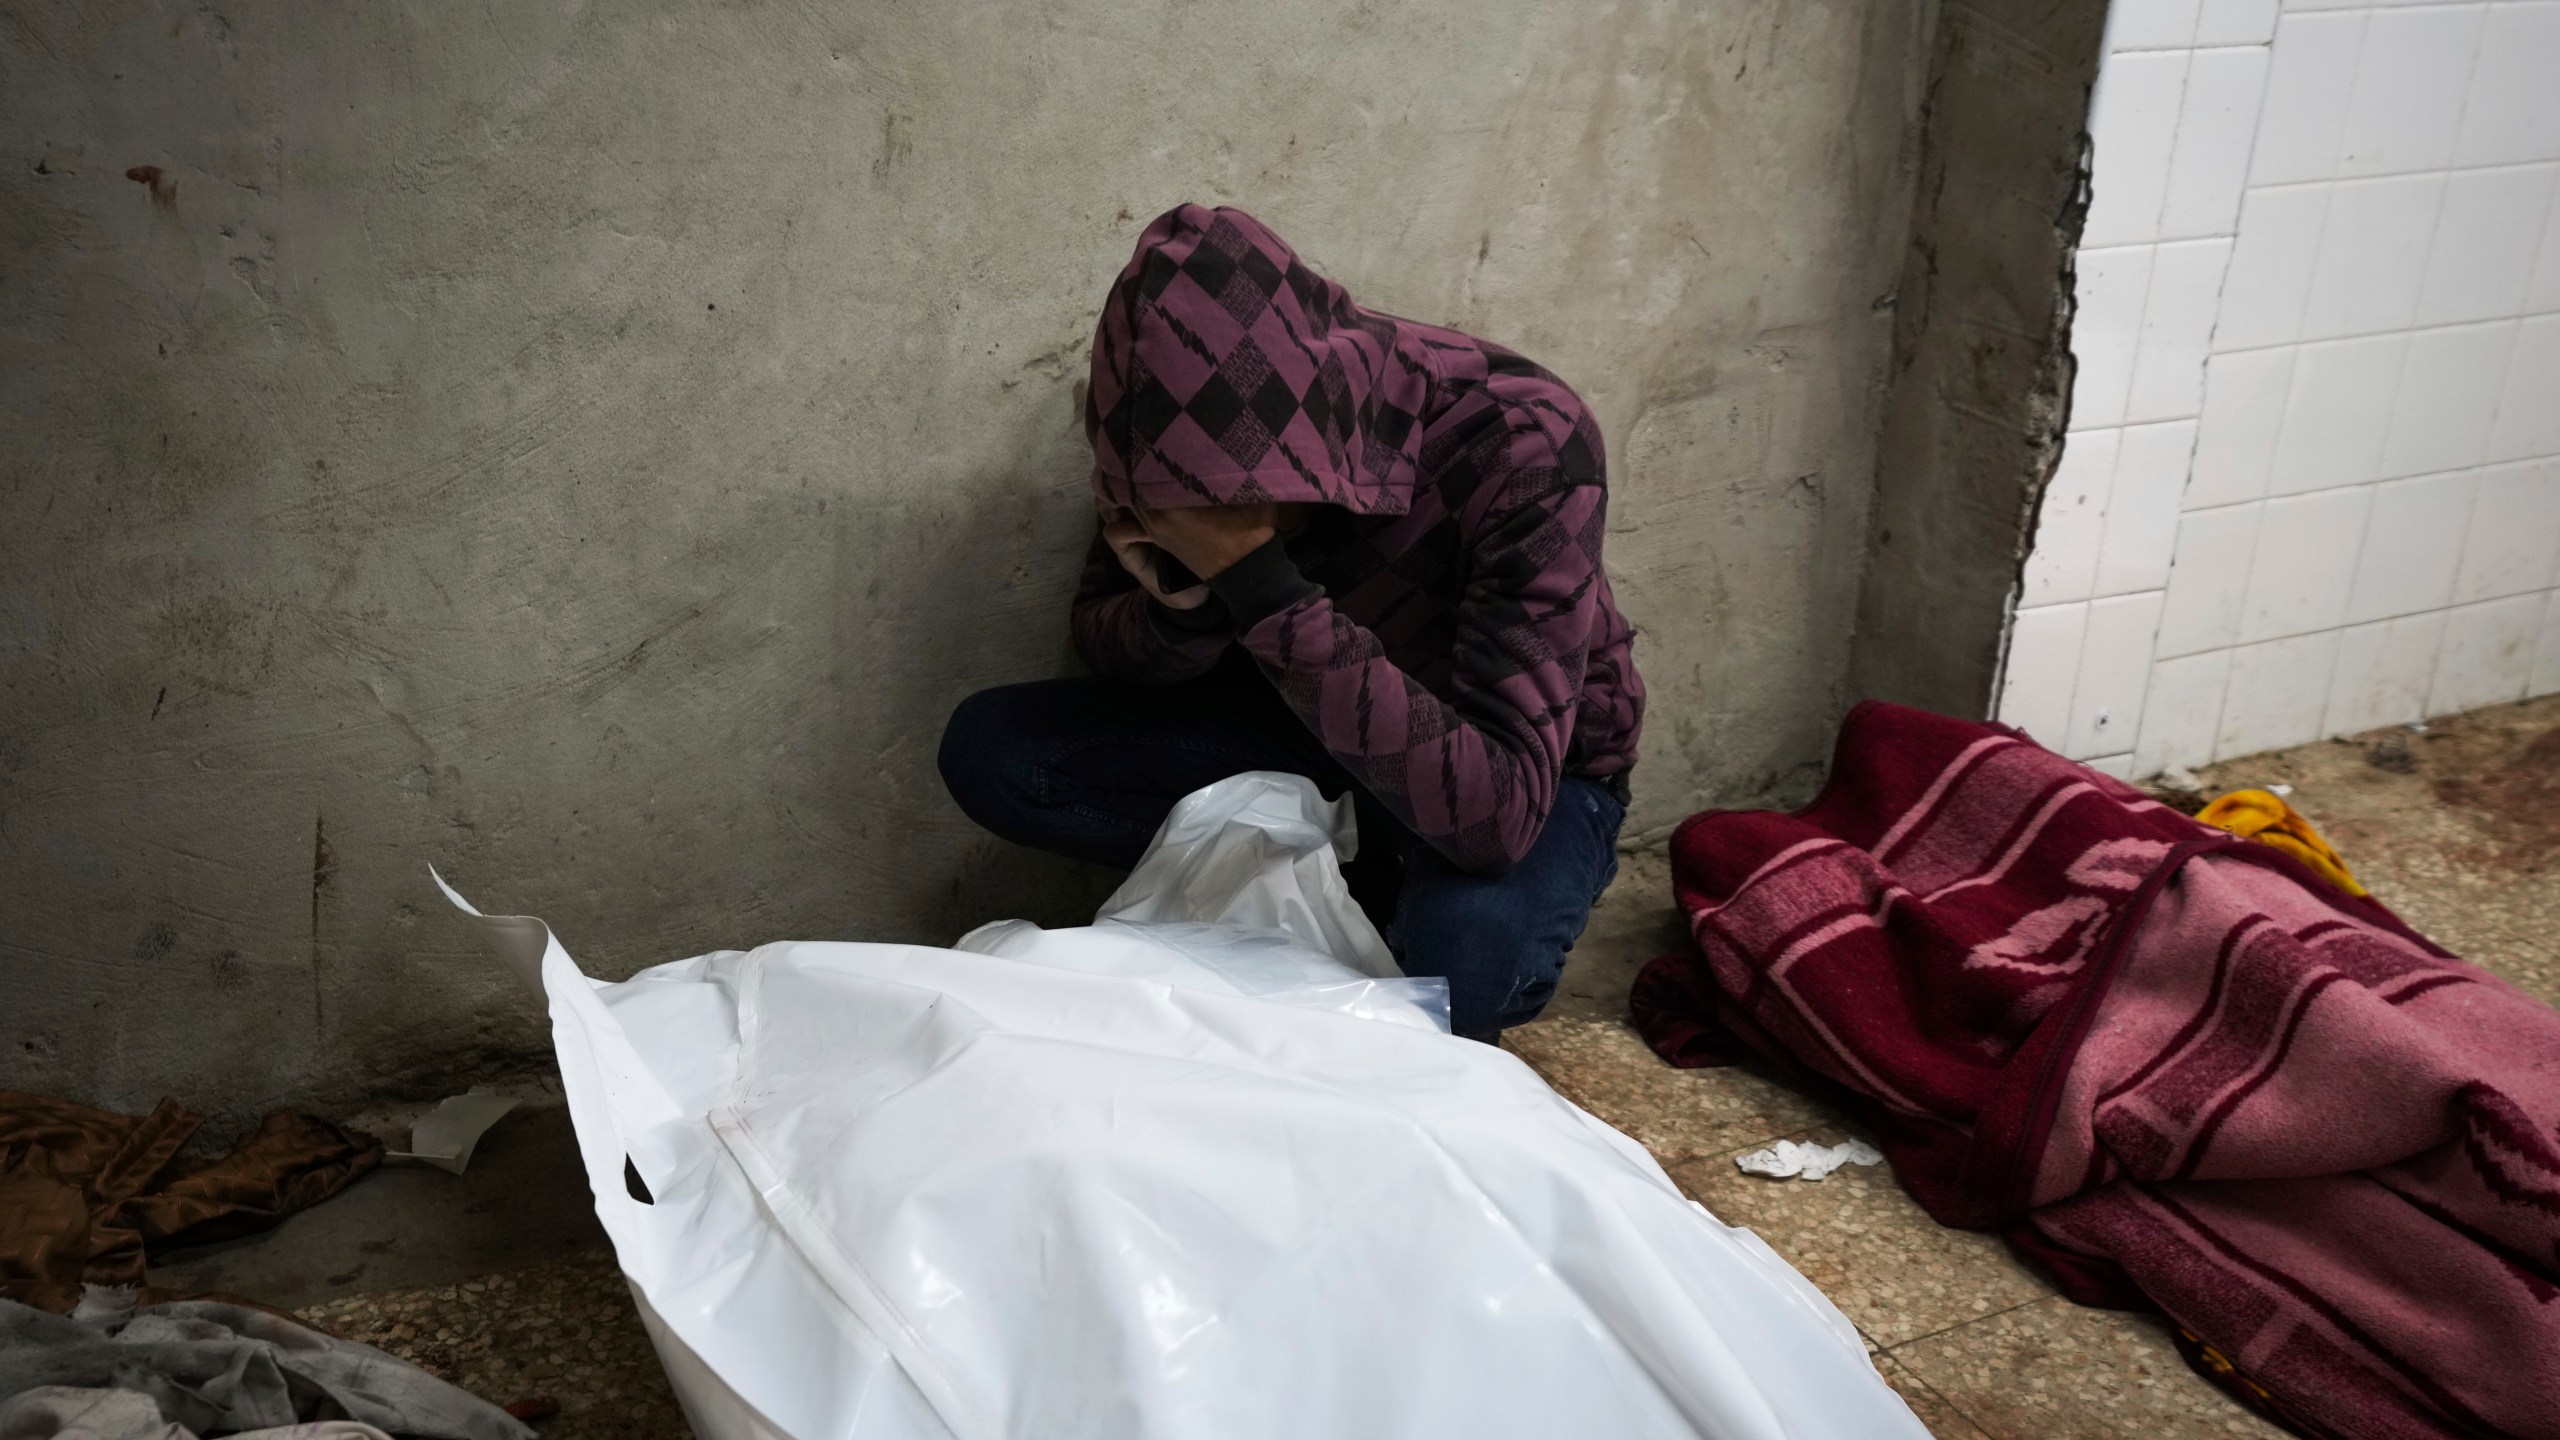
1224, 464, 1607, 876
1069, 526, 1238, 685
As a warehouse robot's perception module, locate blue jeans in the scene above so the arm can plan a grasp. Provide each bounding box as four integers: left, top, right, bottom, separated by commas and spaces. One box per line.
937, 654, 1626, 1041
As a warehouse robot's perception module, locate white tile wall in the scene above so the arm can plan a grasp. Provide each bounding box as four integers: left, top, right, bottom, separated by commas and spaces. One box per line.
2300, 175, 2443, 340
2454, 2, 2560, 168
2072, 247, 2157, 428
2489, 314, 2560, 460
2216, 184, 2329, 348
2379, 321, 2515, 477
2135, 648, 2235, 773
2111, 0, 2208, 53
2417, 164, 2557, 326
2022, 429, 2121, 605
2100, 421, 2200, 592
2157, 502, 2265, 654
2164, 49, 2272, 236
2069, 592, 2169, 756
2325, 610, 2450, 731
2190, 348, 2295, 504
2333, 4, 2482, 178
2344, 470, 2478, 621
2250, 11, 2364, 184
2452, 458, 2560, 601
2197, 0, 2283, 46
2535, 590, 2560, 694
2218, 628, 2345, 753
2001, 603, 2092, 750
2530, 180, 2560, 312
2241, 485, 2375, 638
2430, 592, 2543, 710
2001, 0, 2560, 776
2086, 52, 2195, 247
2130, 241, 2235, 417
2268, 334, 2406, 494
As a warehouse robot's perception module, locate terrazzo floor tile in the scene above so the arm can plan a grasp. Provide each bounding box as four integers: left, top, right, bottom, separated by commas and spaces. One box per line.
1668, 1128, 2054, 1348
1503, 1016, 1836, 1162
298, 1248, 687, 1440
1876, 1350, 1996, 1440
2190, 696, 2560, 1007
1505, 849, 1838, 1166
1890, 1296, 2291, 1440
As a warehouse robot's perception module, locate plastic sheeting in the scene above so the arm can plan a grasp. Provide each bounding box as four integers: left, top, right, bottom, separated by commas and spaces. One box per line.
439, 773, 1928, 1440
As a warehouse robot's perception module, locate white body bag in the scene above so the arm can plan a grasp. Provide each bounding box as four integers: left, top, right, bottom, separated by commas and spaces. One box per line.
440, 774, 1926, 1440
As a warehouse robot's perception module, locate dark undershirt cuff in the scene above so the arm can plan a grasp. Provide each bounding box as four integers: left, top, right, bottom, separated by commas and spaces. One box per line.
1154, 594, 1234, 633
1205, 534, 1322, 627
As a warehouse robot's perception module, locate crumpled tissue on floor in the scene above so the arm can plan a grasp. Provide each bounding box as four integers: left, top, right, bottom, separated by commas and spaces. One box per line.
1735, 1138, 1885, 1181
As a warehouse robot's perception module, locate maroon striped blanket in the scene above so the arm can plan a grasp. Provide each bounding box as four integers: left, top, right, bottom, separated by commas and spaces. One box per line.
1641, 702, 2560, 1440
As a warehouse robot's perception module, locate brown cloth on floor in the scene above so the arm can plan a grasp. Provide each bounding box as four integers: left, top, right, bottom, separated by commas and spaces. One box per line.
0, 1092, 381, 1313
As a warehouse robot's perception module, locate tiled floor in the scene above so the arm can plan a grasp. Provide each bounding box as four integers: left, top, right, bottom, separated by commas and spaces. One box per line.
1501, 1009, 2286, 1439
299, 1252, 689, 1440
274, 695, 2560, 1438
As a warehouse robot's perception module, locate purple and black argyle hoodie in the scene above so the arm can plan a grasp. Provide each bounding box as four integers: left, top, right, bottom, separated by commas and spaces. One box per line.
1073, 204, 1643, 875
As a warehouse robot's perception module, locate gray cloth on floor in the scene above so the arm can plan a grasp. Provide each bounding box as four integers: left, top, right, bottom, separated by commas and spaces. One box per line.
0, 1386, 393, 1439
0, 1290, 528, 1440
0, 1388, 183, 1440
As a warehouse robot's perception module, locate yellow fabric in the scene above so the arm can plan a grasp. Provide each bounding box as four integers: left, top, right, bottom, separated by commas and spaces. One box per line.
2194, 789, 2368, 897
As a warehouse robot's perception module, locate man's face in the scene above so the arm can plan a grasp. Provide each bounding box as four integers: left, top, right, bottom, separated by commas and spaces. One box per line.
1094, 499, 1317, 594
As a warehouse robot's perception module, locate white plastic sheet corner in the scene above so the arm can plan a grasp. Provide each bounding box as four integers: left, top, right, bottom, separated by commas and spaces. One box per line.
385, 1092, 521, 1174
438, 773, 1929, 1440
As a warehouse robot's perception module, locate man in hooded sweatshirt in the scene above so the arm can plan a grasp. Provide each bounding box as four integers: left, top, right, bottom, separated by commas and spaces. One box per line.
939, 204, 1644, 1043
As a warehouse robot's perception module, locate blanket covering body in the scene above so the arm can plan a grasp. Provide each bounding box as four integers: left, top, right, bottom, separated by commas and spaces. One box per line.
1648, 703, 2560, 1440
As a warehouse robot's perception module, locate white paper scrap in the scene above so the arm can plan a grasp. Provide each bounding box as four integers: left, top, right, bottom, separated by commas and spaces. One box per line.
1736, 1138, 1885, 1181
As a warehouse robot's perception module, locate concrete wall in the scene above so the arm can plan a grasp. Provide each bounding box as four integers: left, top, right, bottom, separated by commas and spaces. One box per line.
1852, 0, 2108, 718
2, 0, 1930, 1116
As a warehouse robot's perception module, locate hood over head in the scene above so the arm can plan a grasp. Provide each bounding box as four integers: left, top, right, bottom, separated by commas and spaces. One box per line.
1085, 205, 1430, 516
